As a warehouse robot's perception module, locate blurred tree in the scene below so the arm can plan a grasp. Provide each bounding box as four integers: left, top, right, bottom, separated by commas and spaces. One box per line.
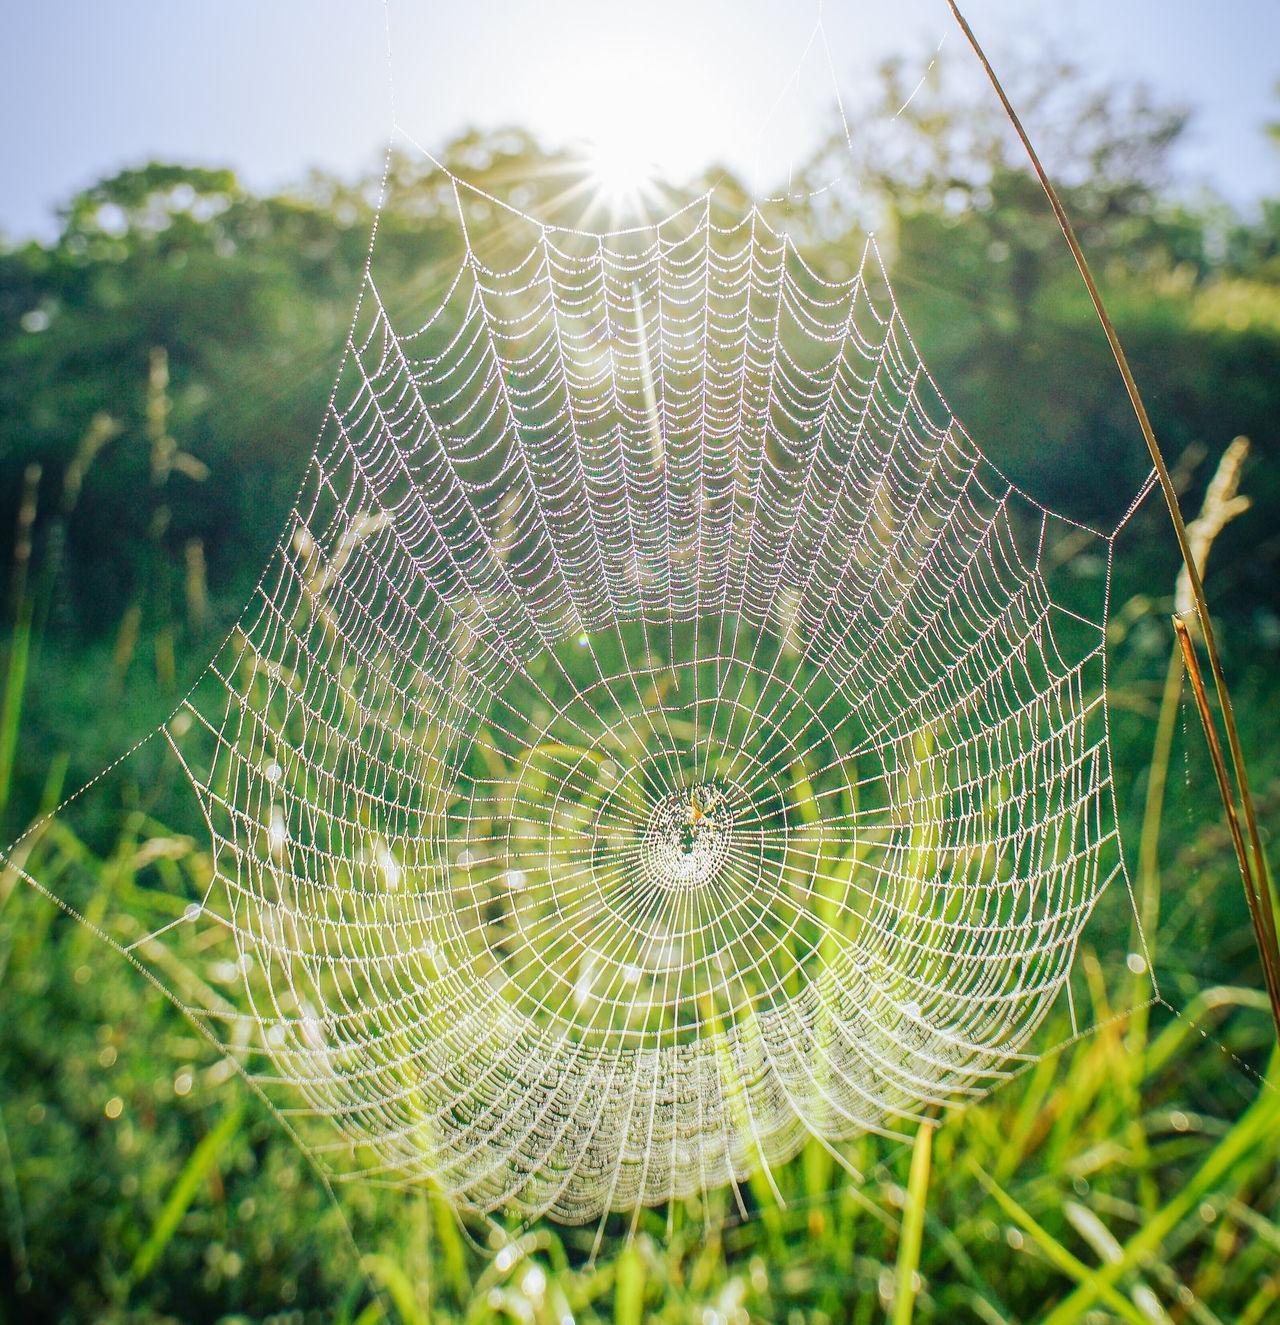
792, 55, 1279, 527
0, 70, 1275, 677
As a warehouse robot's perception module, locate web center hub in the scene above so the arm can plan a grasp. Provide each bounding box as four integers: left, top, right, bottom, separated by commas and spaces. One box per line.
640, 781, 734, 890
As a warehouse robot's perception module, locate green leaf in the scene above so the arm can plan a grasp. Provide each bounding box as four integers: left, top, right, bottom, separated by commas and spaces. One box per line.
127, 1101, 242, 1289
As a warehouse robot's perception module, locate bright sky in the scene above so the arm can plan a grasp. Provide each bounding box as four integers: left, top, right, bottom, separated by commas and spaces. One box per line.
2, 0, 1277, 241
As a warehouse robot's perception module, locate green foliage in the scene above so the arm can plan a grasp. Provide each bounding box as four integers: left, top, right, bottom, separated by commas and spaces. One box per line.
2, 806, 1277, 1322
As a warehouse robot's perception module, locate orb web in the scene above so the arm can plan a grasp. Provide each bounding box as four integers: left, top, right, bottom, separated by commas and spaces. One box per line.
167, 186, 1122, 1224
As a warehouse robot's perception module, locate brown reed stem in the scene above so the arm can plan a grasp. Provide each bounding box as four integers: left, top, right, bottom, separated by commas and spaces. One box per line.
946, 0, 1280, 1041
1175, 619, 1280, 1030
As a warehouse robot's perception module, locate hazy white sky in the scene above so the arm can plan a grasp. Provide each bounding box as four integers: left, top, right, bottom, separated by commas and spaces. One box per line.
2, 0, 1277, 240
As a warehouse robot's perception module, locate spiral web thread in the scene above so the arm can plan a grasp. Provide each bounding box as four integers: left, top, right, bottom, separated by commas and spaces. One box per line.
156, 175, 1139, 1227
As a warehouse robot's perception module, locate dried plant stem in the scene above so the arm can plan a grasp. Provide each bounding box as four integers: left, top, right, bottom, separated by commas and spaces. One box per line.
1175, 620, 1280, 1028
946, 0, 1280, 1040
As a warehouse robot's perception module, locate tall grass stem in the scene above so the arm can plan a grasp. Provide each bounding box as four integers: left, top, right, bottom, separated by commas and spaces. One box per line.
1175, 618, 1280, 1026
946, 0, 1280, 1042
890, 1121, 933, 1325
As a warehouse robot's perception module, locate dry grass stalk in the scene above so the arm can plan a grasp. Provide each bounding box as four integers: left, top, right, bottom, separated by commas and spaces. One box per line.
1176, 437, 1251, 623
1175, 617, 1280, 1029
947, 0, 1279, 1041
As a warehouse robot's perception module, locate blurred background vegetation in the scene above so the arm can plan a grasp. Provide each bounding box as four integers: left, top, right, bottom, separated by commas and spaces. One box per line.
1, 57, 1278, 1324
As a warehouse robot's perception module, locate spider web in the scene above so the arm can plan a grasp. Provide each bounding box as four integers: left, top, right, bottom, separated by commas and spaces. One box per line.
140, 170, 1145, 1227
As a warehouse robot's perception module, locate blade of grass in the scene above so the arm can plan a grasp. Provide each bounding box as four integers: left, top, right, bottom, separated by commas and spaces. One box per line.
0, 602, 31, 821
432, 1186, 469, 1302
1239, 1274, 1280, 1325
0, 462, 41, 820
1062, 1202, 1171, 1325
614, 1241, 645, 1325
890, 1120, 933, 1325
992, 1051, 1059, 1182
127, 1102, 242, 1289
1042, 1050, 1280, 1325
1133, 438, 1254, 1054
921, 1207, 1013, 1324
969, 1163, 1150, 1325
362, 1253, 428, 1325
0, 1096, 29, 1294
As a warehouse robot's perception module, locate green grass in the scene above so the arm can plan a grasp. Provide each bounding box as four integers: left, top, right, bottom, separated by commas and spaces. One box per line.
0, 725, 1276, 1323
1, 482, 1277, 1323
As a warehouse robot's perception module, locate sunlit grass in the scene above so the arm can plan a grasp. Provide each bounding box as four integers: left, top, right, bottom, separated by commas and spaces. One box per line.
1, 758, 1276, 1321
